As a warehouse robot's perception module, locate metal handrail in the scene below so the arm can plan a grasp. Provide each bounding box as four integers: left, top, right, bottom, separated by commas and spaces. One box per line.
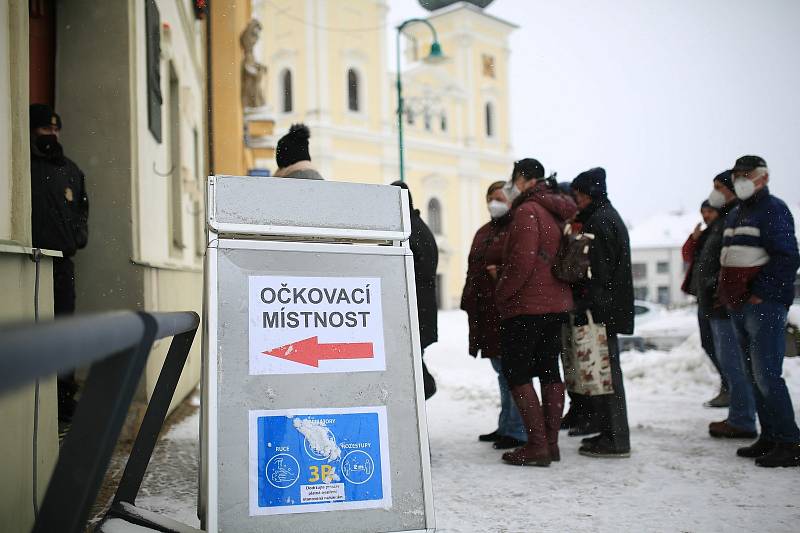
0, 311, 145, 395
0, 310, 199, 533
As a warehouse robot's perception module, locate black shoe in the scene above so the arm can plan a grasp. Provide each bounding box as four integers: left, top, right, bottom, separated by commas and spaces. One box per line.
737, 437, 776, 458
754, 443, 800, 467
568, 422, 601, 437
581, 433, 604, 446
703, 390, 730, 408
578, 436, 630, 458
493, 436, 525, 450
479, 430, 501, 442
560, 408, 577, 430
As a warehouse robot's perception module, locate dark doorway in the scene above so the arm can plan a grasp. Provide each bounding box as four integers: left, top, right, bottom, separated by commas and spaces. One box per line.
29, 0, 57, 106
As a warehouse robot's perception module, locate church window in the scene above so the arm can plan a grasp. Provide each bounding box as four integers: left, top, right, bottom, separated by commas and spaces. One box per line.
485, 102, 495, 138
347, 68, 360, 112
428, 198, 443, 235
281, 69, 293, 113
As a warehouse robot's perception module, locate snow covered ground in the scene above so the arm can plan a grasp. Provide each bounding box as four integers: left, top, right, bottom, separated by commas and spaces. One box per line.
129, 311, 800, 532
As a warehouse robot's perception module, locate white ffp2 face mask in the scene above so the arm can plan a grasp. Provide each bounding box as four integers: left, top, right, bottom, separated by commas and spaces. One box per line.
708, 189, 726, 208
488, 200, 510, 219
734, 177, 756, 200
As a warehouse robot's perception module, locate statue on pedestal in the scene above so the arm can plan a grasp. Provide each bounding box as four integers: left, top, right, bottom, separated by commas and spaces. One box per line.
240, 19, 268, 110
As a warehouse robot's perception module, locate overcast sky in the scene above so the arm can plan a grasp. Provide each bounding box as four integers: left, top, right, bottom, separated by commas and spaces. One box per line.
387, 0, 800, 224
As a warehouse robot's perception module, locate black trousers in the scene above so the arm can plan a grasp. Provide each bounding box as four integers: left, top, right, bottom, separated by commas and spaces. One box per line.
590, 333, 630, 449
53, 256, 76, 316
53, 257, 77, 420
500, 314, 567, 388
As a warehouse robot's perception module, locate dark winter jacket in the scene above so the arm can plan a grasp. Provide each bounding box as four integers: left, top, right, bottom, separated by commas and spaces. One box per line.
460, 213, 511, 358
495, 184, 577, 321
690, 201, 737, 318
410, 208, 439, 350
30, 153, 89, 257
719, 187, 800, 308
573, 198, 634, 335
680, 231, 707, 295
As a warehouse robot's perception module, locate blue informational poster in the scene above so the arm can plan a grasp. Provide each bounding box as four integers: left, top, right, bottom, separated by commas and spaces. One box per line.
248, 406, 392, 516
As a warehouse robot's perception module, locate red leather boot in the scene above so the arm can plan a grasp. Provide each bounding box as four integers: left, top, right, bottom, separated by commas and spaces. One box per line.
542, 383, 566, 461
502, 383, 551, 466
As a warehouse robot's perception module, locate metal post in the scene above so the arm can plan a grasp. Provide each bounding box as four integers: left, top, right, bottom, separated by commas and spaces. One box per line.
113, 321, 198, 505
396, 28, 405, 182
395, 18, 442, 184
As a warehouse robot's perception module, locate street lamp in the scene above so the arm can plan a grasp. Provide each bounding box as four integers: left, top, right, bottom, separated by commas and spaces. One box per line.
396, 18, 446, 182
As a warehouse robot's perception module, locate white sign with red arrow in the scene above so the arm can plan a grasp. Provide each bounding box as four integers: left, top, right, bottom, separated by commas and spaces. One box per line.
248, 276, 386, 375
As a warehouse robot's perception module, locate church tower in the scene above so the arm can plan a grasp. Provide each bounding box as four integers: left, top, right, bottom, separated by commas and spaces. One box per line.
253, 0, 517, 309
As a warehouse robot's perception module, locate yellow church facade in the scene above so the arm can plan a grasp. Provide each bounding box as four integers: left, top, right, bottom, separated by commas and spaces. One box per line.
254, 0, 517, 308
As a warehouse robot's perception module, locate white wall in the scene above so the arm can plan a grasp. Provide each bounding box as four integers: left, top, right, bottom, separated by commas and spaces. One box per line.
631, 246, 689, 306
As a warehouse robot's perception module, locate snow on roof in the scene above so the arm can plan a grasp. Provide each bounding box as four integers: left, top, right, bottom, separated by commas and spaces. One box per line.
630, 201, 800, 250
629, 211, 699, 250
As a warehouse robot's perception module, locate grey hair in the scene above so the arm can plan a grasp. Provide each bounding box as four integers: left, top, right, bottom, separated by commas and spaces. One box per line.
751, 166, 769, 178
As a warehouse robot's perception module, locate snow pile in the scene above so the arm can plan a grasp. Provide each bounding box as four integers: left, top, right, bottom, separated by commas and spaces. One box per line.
621, 333, 719, 394
788, 304, 800, 328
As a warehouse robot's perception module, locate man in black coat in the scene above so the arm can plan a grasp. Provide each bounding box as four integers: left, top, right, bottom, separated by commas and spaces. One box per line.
30, 103, 90, 422
571, 167, 633, 457
392, 181, 439, 399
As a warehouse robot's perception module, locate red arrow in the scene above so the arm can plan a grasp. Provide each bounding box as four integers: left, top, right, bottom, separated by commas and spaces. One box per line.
263, 336, 374, 367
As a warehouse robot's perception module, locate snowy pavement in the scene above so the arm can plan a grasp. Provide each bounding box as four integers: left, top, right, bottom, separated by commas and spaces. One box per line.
126, 310, 800, 532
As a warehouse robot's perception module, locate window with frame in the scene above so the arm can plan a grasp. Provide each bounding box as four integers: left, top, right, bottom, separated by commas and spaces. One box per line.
485, 102, 494, 138
634, 286, 648, 300
281, 69, 293, 113
168, 63, 184, 255
428, 198, 443, 235
347, 68, 360, 112
145, 0, 162, 142
632, 263, 647, 280
657, 261, 670, 274
657, 286, 670, 305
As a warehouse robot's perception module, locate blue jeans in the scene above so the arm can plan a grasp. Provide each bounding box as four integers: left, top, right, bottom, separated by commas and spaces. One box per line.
490, 358, 527, 441
710, 318, 756, 431
730, 301, 800, 443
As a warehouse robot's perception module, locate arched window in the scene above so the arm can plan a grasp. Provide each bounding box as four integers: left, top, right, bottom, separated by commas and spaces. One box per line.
406, 109, 415, 125
424, 111, 432, 131
485, 102, 494, 138
281, 69, 293, 113
347, 68, 360, 112
428, 198, 443, 235
440, 112, 447, 132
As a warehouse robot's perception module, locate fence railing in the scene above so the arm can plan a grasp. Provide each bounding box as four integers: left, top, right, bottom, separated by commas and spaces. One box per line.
0, 310, 200, 533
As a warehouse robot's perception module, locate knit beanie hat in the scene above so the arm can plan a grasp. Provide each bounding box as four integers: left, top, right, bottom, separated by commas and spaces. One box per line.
30, 103, 62, 130
275, 123, 311, 169
571, 167, 607, 199
513, 158, 545, 181
713, 169, 734, 193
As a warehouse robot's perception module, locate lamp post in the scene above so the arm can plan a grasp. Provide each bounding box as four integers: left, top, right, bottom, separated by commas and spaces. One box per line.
396, 18, 445, 182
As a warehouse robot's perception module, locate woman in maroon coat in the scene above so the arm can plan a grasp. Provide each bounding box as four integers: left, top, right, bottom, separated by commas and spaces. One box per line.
495, 159, 577, 466
461, 181, 527, 449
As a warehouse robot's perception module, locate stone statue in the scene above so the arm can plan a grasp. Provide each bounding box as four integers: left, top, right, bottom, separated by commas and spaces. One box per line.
240, 19, 268, 109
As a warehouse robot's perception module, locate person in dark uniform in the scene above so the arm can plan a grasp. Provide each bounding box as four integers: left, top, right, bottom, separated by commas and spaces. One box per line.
29, 103, 89, 422
392, 181, 439, 399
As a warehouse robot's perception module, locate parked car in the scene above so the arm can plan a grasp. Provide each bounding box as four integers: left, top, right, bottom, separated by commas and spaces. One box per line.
619, 300, 666, 351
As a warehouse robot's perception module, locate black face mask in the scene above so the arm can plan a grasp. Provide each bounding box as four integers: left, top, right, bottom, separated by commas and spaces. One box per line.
35, 134, 64, 159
